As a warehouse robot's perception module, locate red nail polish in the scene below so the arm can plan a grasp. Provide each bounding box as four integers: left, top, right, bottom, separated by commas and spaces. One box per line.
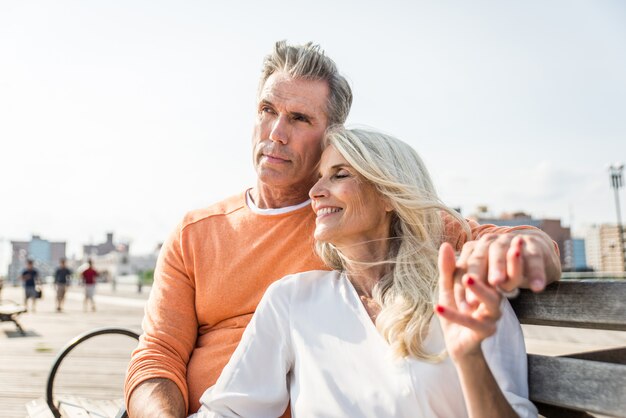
436, 305, 445, 314
515, 251, 521, 257
467, 277, 475, 285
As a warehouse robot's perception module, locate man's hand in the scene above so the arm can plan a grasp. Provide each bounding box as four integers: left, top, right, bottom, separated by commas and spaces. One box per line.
127, 378, 186, 418
456, 230, 561, 297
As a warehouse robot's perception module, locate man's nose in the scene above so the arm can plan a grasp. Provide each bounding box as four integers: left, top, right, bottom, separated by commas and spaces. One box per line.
269, 116, 289, 144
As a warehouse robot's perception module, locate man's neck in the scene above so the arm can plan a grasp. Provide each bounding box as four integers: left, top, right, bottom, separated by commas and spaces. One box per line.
250, 183, 312, 209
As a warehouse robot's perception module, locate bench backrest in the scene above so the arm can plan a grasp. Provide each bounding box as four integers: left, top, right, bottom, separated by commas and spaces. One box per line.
510, 279, 626, 418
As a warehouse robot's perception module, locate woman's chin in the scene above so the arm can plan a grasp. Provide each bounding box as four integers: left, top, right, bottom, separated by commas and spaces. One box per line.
314, 229, 337, 245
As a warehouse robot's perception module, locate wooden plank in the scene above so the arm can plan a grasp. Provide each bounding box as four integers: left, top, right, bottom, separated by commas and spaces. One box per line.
528, 354, 626, 417
0, 306, 27, 315
564, 347, 626, 365
25, 397, 56, 418
53, 395, 124, 418
533, 401, 594, 418
58, 395, 91, 417
511, 280, 626, 330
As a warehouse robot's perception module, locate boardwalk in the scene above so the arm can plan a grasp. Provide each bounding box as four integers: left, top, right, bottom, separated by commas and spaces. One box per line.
1, 283, 147, 418
2, 282, 626, 417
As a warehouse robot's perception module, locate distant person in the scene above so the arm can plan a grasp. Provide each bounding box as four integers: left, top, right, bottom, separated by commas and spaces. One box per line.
21, 259, 40, 312
54, 258, 72, 312
81, 259, 99, 312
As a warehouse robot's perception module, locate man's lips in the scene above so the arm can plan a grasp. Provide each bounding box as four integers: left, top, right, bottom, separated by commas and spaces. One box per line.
262, 153, 290, 163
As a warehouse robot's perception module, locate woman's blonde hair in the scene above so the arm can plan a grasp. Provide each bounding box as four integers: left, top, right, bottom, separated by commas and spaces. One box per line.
316, 126, 470, 361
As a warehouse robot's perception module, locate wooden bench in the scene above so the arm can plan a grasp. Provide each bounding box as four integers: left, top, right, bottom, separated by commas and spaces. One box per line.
510, 279, 626, 417
0, 299, 27, 334
26, 327, 139, 418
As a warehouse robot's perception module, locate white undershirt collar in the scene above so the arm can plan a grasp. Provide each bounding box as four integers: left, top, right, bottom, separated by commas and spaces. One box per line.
246, 189, 311, 215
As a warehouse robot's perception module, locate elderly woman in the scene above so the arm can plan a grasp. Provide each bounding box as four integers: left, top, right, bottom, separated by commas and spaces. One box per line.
192, 127, 537, 417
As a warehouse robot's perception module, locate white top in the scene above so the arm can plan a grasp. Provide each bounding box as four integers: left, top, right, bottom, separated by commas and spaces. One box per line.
192, 270, 537, 418
245, 189, 311, 215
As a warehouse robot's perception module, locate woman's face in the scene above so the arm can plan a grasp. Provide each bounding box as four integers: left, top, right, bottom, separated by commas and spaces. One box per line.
309, 145, 393, 249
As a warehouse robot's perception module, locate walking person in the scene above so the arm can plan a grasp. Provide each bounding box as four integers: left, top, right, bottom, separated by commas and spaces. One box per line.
54, 258, 72, 312
21, 259, 41, 312
81, 259, 99, 312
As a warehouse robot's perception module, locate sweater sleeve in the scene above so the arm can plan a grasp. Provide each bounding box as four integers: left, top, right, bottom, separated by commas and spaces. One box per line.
125, 222, 198, 412
191, 279, 293, 418
482, 300, 538, 418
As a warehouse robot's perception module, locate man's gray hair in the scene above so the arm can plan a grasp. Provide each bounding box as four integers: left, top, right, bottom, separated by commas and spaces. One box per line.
259, 40, 353, 126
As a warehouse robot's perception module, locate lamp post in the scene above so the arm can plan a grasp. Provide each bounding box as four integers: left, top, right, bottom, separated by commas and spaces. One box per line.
609, 163, 625, 272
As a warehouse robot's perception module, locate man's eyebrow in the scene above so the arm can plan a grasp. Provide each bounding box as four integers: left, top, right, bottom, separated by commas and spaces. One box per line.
258, 99, 318, 122
291, 111, 313, 121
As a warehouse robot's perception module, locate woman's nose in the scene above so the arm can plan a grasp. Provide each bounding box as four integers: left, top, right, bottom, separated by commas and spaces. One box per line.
309, 178, 328, 199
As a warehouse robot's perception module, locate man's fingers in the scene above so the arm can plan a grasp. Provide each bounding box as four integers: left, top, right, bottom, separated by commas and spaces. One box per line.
465, 234, 498, 285
497, 236, 523, 292
486, 235, 512, 286
523, 239, 549, 292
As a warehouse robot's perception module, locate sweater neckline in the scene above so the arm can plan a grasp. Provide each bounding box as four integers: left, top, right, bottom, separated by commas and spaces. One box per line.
245, 189, 312, 215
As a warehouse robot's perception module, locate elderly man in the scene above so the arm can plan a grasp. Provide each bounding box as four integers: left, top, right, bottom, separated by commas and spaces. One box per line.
125, 41, 561, 417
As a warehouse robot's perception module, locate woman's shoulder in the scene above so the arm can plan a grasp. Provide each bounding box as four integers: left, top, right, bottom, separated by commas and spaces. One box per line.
269, 269, 339, 291
264, 270, 341, 302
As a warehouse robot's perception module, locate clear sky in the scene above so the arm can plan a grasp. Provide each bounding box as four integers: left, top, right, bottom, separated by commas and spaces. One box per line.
1, 1, 625, 274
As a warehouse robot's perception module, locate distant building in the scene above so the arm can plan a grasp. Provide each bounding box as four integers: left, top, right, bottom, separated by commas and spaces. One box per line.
565, 238, 589, 271
584, 224, 625, 273
7, 235, 66, 284
83, 232, 128, 257
81, 234, 159, 281
473, 211, 571, 269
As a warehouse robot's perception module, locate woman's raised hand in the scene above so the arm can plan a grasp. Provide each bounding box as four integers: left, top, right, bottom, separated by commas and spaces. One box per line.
435, 242, 503, 361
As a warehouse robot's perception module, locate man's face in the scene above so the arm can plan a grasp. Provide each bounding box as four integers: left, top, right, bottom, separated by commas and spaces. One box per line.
252, 72, 330, 192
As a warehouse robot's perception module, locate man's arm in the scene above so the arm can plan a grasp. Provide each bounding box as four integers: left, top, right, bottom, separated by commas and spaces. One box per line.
127, 378, 185, 418
124, 223, 198, 416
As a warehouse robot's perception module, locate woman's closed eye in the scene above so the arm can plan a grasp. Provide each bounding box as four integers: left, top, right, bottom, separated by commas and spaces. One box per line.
332, 170, 350, 179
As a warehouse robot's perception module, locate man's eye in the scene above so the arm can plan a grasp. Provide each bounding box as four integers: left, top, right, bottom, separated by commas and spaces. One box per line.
261, 106, 275, 114
293, 115, 309, 123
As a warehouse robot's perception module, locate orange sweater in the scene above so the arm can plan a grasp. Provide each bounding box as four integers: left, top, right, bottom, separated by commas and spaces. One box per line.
125, 192, 535, 413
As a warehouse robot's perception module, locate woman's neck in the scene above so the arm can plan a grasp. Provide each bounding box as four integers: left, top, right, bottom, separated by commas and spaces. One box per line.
340, 240, 390, 298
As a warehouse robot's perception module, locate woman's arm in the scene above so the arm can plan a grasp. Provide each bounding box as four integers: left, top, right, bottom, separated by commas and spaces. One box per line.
436, 242, 535, 418
452, 350, 518, 418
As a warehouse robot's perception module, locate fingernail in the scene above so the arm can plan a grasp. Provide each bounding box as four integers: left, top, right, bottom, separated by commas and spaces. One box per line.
466, 277, 475, 286
531, 279, 543, 291
515, 251, 521, 257
435, 305, 445, 314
